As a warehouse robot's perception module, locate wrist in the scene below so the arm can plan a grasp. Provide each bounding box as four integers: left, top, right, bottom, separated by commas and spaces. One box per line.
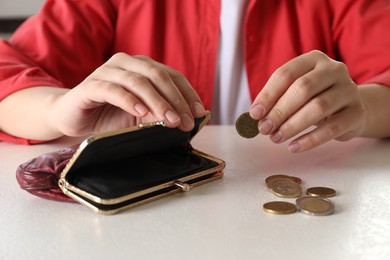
358, 84, 390, 138
44, 88, 70, 139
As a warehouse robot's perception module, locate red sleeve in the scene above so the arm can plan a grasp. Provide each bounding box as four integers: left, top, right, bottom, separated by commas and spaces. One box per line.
0, 0, 117, 144
331, 0, 390, 87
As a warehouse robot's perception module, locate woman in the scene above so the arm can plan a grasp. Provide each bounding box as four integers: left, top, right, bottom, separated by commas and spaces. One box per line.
0, 0, 389, 152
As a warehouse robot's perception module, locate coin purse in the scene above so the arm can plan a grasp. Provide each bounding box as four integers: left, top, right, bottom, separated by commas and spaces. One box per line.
56, 113, 225, 214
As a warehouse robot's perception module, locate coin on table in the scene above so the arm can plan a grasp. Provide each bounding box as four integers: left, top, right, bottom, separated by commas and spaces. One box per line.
270, 178, 302, 198
263, 201, 297, 215
235, 112, 259, 138
265, 174, 302, 188
306, 187, 336, 198
296, 196, 335, 216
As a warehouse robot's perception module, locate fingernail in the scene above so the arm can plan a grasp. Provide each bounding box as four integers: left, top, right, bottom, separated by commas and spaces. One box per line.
250, 104, 265, 120
134, 103, 148, 115
165, 110, 180, 124
193, 102, 206, 115
270, 131, 283, 143
259, 119, 273, 135
181, 113, 194, 129
288, 141, 301, 153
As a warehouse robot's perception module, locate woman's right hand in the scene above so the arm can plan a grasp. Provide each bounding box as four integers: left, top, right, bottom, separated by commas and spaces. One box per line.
49, 53, 207, 137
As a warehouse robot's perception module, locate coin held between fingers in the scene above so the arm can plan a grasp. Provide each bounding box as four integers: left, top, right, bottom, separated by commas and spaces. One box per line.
235, 112, 259, 138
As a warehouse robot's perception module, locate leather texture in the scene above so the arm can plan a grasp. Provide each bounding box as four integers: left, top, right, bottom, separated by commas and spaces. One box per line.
16, 146, 77, 202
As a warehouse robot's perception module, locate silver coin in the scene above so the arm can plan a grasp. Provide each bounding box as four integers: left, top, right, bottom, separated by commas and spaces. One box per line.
296, 196, 335, 216
270, 178, 302, 198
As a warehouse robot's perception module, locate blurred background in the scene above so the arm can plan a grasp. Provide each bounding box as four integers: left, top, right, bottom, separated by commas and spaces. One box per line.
0, 0, 45, 39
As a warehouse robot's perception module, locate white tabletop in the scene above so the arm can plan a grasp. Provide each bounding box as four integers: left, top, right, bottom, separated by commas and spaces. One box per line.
1, 126, 390, 260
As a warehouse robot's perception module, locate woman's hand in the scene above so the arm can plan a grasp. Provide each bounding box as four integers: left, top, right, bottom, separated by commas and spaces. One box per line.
49, 53, 207, 137
250, 50, 368, 153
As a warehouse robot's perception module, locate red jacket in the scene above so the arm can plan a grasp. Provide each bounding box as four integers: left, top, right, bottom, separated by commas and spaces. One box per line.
0, 0, 389, 144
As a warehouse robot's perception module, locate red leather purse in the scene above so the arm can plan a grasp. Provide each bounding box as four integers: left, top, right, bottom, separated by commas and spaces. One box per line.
16, 146, 77, 202
16, 113, 225, 214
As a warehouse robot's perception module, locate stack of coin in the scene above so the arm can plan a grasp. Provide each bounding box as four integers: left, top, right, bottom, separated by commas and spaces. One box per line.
235, 113, 338, 216
262, 174, 336, 216
266, 174, 302, 198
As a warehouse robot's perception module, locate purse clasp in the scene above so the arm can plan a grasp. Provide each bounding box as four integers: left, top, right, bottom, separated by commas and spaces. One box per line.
173, 181, 192, 192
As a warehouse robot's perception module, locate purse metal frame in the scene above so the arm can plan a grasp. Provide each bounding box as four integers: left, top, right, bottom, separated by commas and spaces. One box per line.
58, 113, 225, 215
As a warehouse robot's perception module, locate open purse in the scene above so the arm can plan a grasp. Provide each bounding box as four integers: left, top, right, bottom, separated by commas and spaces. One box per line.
17, 113, 225, 214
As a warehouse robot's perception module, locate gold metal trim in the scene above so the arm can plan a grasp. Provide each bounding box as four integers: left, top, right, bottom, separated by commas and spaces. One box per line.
57, 112, 226, 214
60, 120, 166, 180
59, 149, 225, 205
63, 172, 223, 215
190, 112, 211, 141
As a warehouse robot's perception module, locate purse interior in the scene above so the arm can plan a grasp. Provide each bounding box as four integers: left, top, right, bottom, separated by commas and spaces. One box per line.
63, 116, 220, 200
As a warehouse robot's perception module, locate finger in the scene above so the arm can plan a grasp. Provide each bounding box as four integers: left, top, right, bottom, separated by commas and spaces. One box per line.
76, 79, 149, 117
250, 50, 329, 120
269, 82, 350, 143
150, 62, 206, 117
287, 106, 360, 153
91, 62, 185, 129
91, 67, 182, 127
108, 53, 195, 130
259, 65, 340, 135
133, 55, 207, 118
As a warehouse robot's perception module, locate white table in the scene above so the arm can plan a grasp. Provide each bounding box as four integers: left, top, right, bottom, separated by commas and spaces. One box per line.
1, 126, 390, 260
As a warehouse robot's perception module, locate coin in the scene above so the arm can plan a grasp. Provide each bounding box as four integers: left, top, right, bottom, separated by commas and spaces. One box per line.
235, 112, 259, 138
287, 176, 302, 185
265, 174, 302, 188
296, 196, 335, 216
266, 177, 286, 191
306, 187, 336, 197
263, 201, 297, 215
270, 178, 302, 198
